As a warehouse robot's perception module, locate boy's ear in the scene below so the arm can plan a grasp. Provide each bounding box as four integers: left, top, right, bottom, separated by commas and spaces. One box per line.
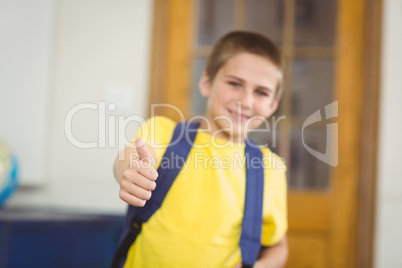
199, 71, 211, 98
268, 98, 280, 116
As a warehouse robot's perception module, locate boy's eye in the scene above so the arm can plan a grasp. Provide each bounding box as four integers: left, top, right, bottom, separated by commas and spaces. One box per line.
228, 81, 241, 88
255, 89, 269, 97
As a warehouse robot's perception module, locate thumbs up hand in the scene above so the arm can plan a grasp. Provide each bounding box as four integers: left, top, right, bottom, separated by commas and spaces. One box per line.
118, 138, 159, 207
135, 138, 157, 168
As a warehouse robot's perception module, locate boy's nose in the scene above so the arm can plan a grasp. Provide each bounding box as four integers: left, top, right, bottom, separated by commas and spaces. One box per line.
238, 90, 253, 109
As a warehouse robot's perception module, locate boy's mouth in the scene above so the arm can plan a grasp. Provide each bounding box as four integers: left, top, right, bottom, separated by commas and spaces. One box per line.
227, 109, 251, 123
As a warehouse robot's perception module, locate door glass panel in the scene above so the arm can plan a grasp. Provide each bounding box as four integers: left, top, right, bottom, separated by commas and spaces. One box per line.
196, 0, 235, 46
294, 0, 337, 47
291, 58, 334, 117
245, 0, 284, 46
191, 57, 208, 116
289, 126, 330, 190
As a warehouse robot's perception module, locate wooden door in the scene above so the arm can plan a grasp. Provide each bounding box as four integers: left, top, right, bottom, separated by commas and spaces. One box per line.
147, 0, 381, 267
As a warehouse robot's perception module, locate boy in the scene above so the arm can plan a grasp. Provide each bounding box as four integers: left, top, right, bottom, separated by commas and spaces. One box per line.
113, 31, 288, 268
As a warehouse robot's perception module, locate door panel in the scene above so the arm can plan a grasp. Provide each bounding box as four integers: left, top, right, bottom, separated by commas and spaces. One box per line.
287, 234, 328, 268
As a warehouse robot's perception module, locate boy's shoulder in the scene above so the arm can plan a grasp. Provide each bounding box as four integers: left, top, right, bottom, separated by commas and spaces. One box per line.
258, 145, 287, 171
137, 116, 177, 147
148, 115, 175, 124
146, 116, 176, 130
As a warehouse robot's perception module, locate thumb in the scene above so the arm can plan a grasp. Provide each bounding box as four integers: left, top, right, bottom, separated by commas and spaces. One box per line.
135, 138, 156, 167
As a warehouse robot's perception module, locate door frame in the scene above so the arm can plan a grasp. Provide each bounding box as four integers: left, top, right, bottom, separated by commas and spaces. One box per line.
357, 0, 383, 267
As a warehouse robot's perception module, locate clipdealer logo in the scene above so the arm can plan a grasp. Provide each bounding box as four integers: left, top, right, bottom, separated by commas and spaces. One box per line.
302, 101, 338, 167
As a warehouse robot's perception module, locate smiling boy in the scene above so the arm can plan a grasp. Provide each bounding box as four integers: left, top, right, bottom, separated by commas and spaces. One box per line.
199, 51, 280, 142
113, 31, 288, 268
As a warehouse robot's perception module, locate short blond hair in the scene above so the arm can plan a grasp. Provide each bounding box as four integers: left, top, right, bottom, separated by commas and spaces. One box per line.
206, 31, 283, 99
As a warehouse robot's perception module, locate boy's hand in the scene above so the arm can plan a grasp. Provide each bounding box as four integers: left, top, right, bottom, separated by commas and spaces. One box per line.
119, 138, 158, 207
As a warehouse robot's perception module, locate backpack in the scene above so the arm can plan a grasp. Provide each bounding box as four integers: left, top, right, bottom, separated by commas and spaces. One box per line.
111, 121, 264, 268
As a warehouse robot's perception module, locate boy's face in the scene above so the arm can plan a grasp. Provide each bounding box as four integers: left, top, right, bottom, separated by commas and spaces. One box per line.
199, 52, 280, 142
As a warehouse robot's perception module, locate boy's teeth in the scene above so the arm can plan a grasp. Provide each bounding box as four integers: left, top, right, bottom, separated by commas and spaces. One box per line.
230, 110, 248, 121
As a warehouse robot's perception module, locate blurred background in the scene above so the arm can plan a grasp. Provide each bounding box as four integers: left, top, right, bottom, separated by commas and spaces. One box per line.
0, 0, 401, 267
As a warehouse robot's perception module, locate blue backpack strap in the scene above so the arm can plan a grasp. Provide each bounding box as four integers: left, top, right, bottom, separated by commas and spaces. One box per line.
241, 139, 265, 268
111, 121, 199, 268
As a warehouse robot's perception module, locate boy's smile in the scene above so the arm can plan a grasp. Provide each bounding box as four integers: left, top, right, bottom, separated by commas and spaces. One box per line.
199, 52, 280, 143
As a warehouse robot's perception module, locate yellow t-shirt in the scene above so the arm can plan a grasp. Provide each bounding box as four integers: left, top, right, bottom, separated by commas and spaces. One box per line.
124, 116, 287, 268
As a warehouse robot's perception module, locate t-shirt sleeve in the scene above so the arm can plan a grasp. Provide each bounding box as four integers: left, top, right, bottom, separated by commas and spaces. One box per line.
260, 150, 288, 246
133, 116, 176, 168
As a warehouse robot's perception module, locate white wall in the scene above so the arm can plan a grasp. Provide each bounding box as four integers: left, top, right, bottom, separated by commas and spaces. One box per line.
375, 0, 402, 267
0, 0, 54, 185
3, 0, 154, 214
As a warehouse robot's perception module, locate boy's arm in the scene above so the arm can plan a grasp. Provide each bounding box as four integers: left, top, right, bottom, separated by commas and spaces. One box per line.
254, 235, 288, 268
233, 235, 288, 268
